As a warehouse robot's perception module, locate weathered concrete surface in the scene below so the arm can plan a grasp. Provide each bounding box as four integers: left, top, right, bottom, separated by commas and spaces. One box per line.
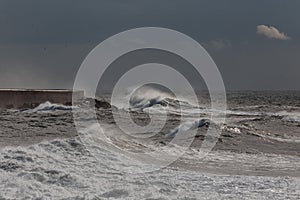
0, 89, 84, 109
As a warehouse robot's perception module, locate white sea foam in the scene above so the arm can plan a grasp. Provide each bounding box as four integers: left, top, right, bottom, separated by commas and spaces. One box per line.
223, 126, 241, 133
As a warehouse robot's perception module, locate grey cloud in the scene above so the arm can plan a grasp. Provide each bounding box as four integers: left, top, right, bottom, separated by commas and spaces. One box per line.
202, 40, 231, 51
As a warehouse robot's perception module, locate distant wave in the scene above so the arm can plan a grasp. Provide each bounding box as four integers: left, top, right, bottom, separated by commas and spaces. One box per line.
26, 101, 77, 112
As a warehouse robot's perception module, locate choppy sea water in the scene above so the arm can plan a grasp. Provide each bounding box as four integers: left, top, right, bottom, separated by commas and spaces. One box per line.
1, 138, 300, 199
0, 91, 300, 199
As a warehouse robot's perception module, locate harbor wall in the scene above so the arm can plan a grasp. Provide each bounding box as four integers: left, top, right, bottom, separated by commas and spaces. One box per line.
0, 89, 84, 109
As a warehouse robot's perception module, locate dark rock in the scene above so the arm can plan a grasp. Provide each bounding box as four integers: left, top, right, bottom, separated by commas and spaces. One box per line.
86, 98, 112, 109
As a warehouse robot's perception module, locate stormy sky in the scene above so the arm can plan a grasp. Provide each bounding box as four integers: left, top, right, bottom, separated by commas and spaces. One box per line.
0, 0, 299, 90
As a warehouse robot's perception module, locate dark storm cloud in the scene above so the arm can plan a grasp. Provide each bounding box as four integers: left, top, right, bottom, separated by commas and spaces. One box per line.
0, 0, 299, 90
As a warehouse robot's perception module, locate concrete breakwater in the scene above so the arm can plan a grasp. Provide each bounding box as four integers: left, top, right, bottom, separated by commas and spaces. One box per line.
0, 89, 84, 109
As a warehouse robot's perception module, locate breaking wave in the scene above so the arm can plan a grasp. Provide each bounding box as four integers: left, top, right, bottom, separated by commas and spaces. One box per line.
26, 101, 77, 112
166, 119, 210, 138
130, 96, 197, 111
127, 83, 197, 111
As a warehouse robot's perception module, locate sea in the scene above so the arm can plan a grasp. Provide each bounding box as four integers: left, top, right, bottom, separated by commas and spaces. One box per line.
0, 90, 300, 199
